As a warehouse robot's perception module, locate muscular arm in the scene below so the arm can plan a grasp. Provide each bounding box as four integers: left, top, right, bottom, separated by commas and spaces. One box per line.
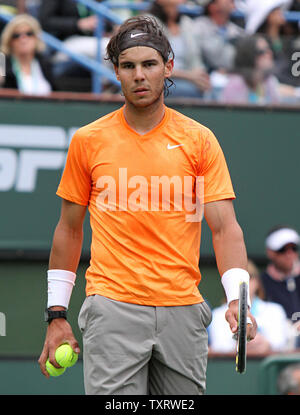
204, 199, 257, 339
204, 199, 247, 275
38, 199, 87, 377
49, 198, 87, 272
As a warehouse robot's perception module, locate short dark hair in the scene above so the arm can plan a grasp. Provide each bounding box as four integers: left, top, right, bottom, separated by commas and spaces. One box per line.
106, 16, 175, 95
106, 15, 174, 66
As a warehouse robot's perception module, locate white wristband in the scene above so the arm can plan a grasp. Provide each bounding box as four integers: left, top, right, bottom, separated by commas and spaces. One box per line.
221, 268, 251, 307
47, 269, 76, 309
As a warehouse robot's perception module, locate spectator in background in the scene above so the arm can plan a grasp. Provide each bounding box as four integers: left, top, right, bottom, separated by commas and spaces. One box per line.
192, 0, 245, 98
208, 260, 290, 354
277, 364, 300, 394
220, 35, 300, 104
145, 0, 211, 98
38, 0, 116, 90
220, 35, 280, 103
244, 0, 300, 87
39, 0, 102, 42
261, 226, 300, 328
0, 13, 54, 95
245, 0, 291, 40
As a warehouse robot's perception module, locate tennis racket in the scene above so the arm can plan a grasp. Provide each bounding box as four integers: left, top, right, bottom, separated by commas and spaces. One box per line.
235, 281, 248, 374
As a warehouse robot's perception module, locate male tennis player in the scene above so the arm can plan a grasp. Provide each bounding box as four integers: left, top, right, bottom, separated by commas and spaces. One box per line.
38, 16, 257, 394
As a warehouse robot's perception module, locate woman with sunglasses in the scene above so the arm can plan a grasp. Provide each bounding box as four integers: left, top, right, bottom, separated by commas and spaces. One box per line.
219, 34, 300, 104
219, 34, 281, 104
0, 14, 54, 95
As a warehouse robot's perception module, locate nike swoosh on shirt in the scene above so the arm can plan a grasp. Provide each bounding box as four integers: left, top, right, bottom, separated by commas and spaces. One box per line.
130, 33, 146, 38
167, 144, 184, 150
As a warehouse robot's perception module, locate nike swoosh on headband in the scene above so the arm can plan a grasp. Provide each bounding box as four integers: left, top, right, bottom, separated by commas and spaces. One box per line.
130, 33, 146, 38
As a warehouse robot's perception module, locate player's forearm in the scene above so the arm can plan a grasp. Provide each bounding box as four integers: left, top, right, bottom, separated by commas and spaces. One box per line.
212, 220, 248, 276
49, 221, 83, 273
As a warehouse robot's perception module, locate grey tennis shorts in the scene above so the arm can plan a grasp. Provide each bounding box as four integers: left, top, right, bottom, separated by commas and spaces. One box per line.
78, 295, 212, 395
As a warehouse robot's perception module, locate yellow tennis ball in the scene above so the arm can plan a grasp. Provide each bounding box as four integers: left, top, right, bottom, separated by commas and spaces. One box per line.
55, 344, 78, 368
46, 359, 66, 377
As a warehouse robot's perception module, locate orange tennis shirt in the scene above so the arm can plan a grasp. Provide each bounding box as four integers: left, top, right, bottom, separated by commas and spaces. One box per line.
57, 106, 235, 306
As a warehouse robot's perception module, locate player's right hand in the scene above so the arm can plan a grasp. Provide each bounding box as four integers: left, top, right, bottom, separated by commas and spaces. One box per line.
225, 299, 257, 341
38, 319, 80, 378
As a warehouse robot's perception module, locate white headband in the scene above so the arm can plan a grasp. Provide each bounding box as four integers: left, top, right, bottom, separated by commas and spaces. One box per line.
265, 228, 300, 251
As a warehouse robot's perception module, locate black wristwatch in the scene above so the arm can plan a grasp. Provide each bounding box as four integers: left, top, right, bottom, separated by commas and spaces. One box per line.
44, 308, 67, 324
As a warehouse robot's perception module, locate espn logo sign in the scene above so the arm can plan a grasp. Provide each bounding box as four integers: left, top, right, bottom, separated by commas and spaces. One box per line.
0, 52, 5, 77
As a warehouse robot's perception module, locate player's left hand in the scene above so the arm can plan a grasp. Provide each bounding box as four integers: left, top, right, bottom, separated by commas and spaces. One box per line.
225, 299, 257, 341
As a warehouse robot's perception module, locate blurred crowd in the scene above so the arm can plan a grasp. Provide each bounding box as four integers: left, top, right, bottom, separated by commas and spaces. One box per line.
0, 0, 300, 104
